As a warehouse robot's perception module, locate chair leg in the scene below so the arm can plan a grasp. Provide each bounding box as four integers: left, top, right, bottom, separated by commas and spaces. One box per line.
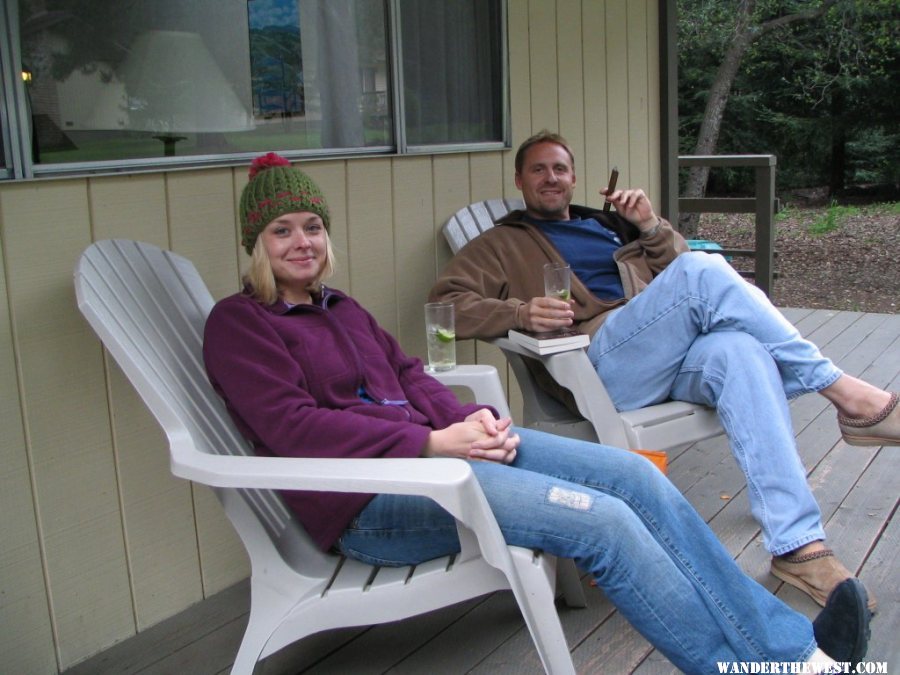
230, 582, 292, 675
556, 558, 587, 608
231, 629, 269, 675
508, 550, 576, 675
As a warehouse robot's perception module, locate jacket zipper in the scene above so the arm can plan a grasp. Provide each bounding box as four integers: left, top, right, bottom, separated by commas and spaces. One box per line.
319, 290, 411, 417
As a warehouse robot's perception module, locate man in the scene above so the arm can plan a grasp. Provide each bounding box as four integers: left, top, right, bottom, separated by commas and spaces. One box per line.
430, 130, 898, 610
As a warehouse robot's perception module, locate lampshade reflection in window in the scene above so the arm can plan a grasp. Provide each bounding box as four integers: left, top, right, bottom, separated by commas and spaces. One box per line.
94, 30, 254, 156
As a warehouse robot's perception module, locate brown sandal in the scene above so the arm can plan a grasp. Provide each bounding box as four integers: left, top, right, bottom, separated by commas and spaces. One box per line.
771, 549, 877, 612
838, 392, 900, 446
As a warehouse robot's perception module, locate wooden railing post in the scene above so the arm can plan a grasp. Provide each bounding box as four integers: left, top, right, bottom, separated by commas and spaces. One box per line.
677, 154, 777, 296
754, 158, 776, 296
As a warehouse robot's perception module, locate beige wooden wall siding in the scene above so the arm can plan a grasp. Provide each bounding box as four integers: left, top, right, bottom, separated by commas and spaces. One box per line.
0, 1, 660, 671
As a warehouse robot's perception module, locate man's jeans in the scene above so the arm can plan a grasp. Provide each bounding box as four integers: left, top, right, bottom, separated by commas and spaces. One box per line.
589, 252, 840, 555
338, 428, 816, 672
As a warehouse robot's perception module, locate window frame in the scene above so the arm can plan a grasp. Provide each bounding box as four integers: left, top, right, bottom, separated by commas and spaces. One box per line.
0, 0, 510, 180
1, 0, 26, 179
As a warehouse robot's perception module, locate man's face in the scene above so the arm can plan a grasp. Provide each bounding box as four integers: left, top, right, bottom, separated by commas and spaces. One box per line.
515, 142, 576, 220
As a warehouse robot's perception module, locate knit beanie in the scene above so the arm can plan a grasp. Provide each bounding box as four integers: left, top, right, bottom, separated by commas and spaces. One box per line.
239, 152, 330, 254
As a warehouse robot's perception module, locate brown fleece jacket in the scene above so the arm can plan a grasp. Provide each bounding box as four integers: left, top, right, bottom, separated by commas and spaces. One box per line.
428, 204, 688, 340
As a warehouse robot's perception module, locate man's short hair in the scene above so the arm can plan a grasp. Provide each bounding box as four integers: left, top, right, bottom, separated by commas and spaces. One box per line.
514, 130, 576, 174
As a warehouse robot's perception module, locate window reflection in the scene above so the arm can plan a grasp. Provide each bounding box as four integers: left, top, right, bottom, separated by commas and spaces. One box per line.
247, 0, 390, 150
17, 0, 390, 163
11, 0, 501, 169
19, 0, 257, 161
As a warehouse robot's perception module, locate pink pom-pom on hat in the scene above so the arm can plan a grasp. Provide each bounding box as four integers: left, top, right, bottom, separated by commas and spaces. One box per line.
248, 152, 292, 180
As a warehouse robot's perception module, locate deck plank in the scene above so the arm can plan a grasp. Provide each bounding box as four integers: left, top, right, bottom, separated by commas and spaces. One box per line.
463, 580, 617, 675
859, 496, 900, 666
303, 597, 489, 674
61, 309, 898, 675
62, 582, 250, 675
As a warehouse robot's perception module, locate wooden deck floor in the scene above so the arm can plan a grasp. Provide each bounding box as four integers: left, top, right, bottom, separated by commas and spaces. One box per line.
65, 308, 899, 675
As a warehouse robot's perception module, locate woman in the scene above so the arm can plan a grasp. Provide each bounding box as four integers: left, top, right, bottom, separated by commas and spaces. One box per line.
203, 153, 870, 673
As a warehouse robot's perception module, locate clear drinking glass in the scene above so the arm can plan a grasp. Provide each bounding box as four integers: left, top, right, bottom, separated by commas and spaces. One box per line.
424, 302, 456, 372
543, 262, 572, 301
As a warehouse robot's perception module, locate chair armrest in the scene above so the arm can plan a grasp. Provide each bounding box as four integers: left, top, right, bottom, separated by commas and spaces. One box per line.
428, 364, 511, 418
173, 453, 468, 495
172, 452, 515, 570
490, 337, 629, 447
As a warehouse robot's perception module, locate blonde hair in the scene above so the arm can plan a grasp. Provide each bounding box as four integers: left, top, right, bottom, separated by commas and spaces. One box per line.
243, 229, 336, 305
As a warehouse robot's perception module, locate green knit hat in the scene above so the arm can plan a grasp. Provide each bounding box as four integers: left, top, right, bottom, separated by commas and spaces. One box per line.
239, 152, 330, 254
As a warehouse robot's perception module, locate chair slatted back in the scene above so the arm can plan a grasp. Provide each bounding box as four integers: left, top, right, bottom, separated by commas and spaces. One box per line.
442, 198, 524, 254
75, 240, 323, 571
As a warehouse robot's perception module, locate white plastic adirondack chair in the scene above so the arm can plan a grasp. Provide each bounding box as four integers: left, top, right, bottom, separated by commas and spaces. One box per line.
74, 239, 579, 675
443, 199, 724, 450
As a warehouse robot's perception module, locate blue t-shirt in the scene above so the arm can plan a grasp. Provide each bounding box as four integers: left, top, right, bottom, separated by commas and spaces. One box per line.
526, 215, 625, 300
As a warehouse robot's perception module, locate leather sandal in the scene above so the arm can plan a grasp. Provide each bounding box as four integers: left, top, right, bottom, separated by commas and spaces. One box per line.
838, 392, 900, 446
771, 548, 877, 612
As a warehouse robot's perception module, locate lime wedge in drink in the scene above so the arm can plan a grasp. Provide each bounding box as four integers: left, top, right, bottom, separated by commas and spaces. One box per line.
436, 328, 456, 342
555, 289, 571, 301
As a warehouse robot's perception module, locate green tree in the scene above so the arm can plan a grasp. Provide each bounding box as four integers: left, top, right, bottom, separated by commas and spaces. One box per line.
678, 0, 839, 236
749, 0, 900, 193
679, 0, 900, 221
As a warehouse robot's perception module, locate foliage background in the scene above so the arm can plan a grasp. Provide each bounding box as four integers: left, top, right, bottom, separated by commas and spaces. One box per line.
678, 0, 900, 197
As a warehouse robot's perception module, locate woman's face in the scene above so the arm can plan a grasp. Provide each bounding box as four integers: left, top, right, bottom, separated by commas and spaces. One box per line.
260, 211, 327, 303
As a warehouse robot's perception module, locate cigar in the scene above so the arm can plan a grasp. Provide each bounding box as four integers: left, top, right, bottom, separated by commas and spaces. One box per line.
603, 167, 619, 212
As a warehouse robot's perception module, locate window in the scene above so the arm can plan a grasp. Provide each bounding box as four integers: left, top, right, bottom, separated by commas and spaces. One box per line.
1, 1, 17, 178
399, 0, 504, 148
4, 0, 506, 177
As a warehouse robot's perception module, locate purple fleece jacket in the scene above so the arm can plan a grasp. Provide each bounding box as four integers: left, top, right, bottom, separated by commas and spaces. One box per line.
203, 286, 489, 551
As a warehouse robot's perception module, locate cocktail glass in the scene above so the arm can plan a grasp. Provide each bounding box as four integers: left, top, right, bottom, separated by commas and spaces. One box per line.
543, 262, 571, 301
424, 302, 456, 372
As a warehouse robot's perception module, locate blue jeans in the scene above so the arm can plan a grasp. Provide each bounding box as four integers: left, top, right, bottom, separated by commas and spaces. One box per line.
338, 428, 816, 673
588, 252, 840, 555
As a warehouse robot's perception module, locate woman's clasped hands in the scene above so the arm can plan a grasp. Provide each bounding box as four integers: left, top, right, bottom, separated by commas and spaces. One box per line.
423, 408, 519, 464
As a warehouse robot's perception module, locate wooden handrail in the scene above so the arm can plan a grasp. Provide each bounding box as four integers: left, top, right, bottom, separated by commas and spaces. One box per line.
678, 155, 776, 296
